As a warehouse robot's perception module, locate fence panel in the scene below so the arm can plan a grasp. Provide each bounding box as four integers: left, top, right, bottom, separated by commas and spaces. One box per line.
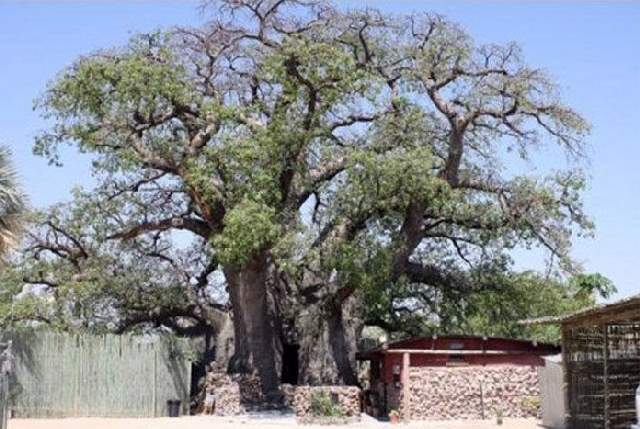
0, 372, 8, 429
0, 331, 191, 418
0, 340, 12, 429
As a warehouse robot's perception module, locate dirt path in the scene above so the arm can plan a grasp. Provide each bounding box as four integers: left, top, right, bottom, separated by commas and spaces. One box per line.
8, 416, 542, 429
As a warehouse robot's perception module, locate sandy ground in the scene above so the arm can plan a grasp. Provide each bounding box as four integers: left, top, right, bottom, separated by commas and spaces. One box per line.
8, 415, 543, 429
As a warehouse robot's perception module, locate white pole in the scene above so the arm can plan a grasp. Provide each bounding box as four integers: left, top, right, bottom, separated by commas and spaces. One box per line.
634, 385, 640, 429
636, 385, 640, 425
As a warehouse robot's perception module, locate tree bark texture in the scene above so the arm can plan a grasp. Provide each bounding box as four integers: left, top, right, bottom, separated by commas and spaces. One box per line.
297, 294, 360, 386
224, 253, 282, 396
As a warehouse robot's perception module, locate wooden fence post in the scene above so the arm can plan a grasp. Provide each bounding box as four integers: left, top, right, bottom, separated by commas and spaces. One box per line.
401, 352, 410, 421
603, 324, 610, 429
153, 347, 158, 417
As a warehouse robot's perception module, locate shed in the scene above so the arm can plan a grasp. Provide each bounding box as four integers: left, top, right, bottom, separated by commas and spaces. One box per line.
357, 335, 559, 421
523, 294, 640, 429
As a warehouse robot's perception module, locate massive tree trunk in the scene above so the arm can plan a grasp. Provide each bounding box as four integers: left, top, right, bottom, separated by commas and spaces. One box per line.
212, 313, 235, 372
224, 252, 282, 398
297, 293, 360, 386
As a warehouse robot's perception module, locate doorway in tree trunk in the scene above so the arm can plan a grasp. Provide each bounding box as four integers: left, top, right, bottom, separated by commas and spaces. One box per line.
281, 343, 299, 385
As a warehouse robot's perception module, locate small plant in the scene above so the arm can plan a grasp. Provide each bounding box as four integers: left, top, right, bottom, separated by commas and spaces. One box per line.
389, 409, 400, 424
309, 391, 344, 418
495, 408, 504, 425
521, 395, 540, 413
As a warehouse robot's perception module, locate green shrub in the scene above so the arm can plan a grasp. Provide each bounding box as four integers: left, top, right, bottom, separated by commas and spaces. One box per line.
521, 395, 540, 412
309, 391, 344, 417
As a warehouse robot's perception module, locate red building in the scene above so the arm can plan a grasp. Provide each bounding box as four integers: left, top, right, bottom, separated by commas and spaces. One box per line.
357, 335, 559, 421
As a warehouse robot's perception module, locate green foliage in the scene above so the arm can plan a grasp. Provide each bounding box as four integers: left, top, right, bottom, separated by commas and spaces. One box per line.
17, 1, 601, 366
213, 198, 280, 267
346, 147, 448, 214
451, 271, 613, 343
0, 147, 25, 258
309, 391, 344, 418
0, 191, 216, 333
361, 268, 614, 344
521, 396, 540, 413
34, 32, 197, 168
570, 273, 616, 299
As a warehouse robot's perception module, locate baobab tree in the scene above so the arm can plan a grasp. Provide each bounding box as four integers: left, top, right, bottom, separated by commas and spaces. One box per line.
31, 0, 591, 395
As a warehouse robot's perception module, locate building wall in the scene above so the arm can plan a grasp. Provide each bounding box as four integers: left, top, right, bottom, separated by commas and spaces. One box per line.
398, 365, 540, 420
379, 353, 546, 383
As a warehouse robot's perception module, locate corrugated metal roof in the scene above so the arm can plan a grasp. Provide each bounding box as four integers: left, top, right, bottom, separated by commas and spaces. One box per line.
543, 354, 562, 364
356, 334, 558, 360
520, 294, 640, 326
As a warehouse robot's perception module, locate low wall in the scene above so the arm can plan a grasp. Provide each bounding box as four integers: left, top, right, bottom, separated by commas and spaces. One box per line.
204, 372, 263, 415
203, 372, 361, 419
401, 365, 540, 420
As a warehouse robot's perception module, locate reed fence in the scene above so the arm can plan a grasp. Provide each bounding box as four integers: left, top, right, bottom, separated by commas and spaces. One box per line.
0, 331, 191, 418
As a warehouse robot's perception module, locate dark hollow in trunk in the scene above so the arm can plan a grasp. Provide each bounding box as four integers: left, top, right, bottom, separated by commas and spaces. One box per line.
281, 343, 299, 385
190, 330, 217, 399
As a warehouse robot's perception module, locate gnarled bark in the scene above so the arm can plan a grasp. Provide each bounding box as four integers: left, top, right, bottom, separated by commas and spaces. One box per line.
297, 294, 360, 386
224, 253, 282, 397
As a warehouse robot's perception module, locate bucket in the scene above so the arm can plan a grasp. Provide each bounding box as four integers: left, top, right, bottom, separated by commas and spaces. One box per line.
167, 399, 181, 417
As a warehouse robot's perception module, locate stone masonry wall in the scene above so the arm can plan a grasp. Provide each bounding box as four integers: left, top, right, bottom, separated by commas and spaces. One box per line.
204, 372, 263, 416
203, 372, 361, 419
405, 365, 540, 420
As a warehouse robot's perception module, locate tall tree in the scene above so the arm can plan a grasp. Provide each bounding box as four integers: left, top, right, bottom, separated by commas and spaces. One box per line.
0, 147, 25, 259
31, 1, 591, 393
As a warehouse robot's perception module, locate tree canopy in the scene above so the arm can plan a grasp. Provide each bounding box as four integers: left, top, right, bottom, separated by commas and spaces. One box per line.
361, 270, 615, 344
5, 0, 597, 393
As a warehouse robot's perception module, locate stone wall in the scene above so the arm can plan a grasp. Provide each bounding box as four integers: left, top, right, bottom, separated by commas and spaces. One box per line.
202, 372, 361, 420
403, 365, 540, 420
203, 372, 263, 415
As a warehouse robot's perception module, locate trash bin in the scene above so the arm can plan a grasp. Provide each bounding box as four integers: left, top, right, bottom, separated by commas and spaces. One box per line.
167, 399, 181, 417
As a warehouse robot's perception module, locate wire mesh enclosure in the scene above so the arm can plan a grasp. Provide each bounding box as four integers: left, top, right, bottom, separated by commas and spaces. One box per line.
562, 301, 640, 429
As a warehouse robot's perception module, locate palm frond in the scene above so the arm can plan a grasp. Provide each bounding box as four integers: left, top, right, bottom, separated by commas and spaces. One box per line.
0, 146, 26, 257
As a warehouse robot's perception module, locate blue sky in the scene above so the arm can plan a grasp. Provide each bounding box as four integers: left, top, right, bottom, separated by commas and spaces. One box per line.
1, 1, 638, 300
